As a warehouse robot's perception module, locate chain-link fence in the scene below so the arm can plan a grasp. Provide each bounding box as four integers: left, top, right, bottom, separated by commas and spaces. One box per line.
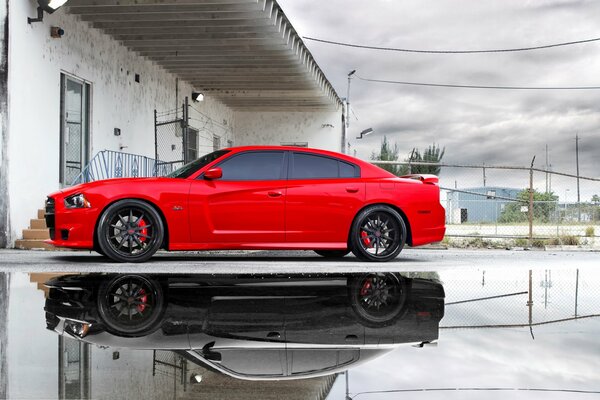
154, 98, 234, 175
372, 160, 600, 244
154, 107, 186, 175
440, 269, 598, 332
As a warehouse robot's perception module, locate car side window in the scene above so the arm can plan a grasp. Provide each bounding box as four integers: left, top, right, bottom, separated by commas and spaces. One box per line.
217, 151, 285, 181
291, 152, 359, 179
339, 161, 357, 178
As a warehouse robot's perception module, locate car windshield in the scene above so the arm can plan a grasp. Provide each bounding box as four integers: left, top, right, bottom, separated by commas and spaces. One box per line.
167, 150, 230, 179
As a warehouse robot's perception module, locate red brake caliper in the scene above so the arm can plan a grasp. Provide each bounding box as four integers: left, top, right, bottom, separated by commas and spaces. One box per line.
137, 218, 148, 242
137, 288, 147, 312
361, 231, 372, 247
360, 278, 372, 296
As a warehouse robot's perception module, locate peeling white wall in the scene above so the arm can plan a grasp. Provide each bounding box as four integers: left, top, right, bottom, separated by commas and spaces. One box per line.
6, 2, 233, 245
234, 110, 342, 151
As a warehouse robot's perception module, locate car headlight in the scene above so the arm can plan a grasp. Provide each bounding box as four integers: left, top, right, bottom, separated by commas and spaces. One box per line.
64, 320, 92, 338
64, 193, 91, 209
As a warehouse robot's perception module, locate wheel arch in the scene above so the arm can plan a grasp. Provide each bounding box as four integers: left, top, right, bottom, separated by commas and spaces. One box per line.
347, 202, 413, 247
93, 197, 171, 252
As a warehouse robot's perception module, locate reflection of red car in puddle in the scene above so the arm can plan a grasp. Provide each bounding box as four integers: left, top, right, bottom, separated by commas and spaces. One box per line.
45, 146, 445, 262
44, 273, 445, 380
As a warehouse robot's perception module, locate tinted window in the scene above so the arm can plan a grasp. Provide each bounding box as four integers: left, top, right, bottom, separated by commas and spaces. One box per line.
218, 151, 285, 181
292, 153, 338, 179
291, 153, 359, 179
168, 149, 229, 179
340, 161, 357, 178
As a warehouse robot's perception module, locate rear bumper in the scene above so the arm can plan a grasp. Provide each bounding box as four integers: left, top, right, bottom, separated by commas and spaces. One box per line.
411, 226, 446, 247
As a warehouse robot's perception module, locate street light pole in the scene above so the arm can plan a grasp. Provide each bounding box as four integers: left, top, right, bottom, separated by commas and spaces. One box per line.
575, 134, 581, 222
343, 70, 356, 154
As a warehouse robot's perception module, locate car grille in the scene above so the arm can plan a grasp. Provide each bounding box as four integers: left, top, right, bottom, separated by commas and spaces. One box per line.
45, 197, 55, 240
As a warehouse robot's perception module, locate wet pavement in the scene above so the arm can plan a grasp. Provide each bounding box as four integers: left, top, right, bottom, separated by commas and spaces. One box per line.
1, 266, 599, 399
1, 248, 599, 273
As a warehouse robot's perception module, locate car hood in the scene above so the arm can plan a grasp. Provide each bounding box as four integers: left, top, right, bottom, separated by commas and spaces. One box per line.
48, 177, 181, 197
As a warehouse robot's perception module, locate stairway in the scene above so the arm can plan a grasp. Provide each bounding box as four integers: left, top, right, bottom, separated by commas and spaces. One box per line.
14, 208, 55, 250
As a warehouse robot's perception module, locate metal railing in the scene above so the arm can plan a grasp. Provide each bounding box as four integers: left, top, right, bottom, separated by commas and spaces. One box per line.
70, 150, 181, 186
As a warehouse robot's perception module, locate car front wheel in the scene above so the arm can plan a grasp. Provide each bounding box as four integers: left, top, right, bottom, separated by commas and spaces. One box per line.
350, 205, 407, 262
96, 199, 164, 263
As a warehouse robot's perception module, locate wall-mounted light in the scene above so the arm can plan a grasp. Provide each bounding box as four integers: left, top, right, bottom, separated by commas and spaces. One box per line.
50, 26, 64, 38
356, 128, 373, 139
192, 92, 204, 102
28, 0, 69, 24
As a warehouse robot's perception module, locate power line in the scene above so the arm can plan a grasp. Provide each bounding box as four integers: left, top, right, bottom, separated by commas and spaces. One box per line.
357, 76, 600, 90
303, 36, 600, 54
350, 387, 600, 399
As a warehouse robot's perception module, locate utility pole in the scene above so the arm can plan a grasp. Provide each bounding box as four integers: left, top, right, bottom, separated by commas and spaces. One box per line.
344, 70, 356, 154
575, 135, 581, 222
482, 163, 486, 187
545, 144, 549, 193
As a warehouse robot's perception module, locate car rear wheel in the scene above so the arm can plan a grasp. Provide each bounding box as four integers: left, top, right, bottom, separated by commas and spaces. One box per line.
97, 274, 164, 335
313, 249, 350, 258
97, 199, 164, 263
350, 205, 406, 262
349, 273, 407, 326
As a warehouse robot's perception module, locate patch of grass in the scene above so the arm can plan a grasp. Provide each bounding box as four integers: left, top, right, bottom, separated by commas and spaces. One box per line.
561, 235, 580, 245
585, 226, 595, 237
531, 239, 547, 248
514, 238, 528, 247
548, 235, 580, 246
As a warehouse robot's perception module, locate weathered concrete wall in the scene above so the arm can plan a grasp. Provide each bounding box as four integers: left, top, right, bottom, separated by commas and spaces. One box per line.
234, 110, 342, 151
5, 3, 233, 246
0, 274, 8, 399
0, 0, 9, 248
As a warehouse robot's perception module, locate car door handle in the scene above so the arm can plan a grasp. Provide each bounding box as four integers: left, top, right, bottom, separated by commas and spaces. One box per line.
267, 331, 281, 339
267, 191, 283, 198
346, 187, 359, 193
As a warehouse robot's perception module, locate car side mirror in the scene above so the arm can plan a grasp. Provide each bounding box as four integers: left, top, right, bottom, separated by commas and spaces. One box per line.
204, 167, 222, 180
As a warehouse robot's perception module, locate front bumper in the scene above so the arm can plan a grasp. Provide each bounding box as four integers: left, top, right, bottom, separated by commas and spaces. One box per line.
45, 195, 97, 249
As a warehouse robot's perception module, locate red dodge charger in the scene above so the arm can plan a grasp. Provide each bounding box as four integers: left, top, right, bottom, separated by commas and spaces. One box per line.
46, 146, 445, 262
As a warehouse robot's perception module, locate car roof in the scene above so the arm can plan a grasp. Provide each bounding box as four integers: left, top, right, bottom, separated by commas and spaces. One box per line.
223, 145, 396, 178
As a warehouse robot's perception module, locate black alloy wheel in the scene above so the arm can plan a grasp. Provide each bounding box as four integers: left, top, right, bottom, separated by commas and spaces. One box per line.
350, 205, 406, 262
97, 275, 164, 335
97, 199, 164, 263
313, 249, 351, 258
349, 273, 407, 326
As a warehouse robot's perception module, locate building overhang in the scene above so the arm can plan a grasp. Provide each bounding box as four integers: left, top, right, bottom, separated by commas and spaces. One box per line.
63, 0, 342, 111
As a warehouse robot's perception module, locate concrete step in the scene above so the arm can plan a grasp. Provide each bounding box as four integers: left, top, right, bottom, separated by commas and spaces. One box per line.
37, 209, 46, 219
14, 239, 55, 250
22, 229, 50, 240
30, 218, 47, 229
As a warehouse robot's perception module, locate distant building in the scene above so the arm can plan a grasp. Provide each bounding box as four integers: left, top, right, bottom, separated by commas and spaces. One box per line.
446, 186, 520, 223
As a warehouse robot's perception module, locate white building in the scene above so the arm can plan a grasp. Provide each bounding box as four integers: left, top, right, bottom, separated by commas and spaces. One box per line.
0, 0, 343, 248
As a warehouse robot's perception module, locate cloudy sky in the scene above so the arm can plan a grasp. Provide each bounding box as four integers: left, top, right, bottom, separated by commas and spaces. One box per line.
278, 0, 600, 198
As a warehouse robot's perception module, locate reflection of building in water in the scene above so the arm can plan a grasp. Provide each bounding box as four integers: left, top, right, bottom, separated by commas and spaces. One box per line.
3, 274, 342, 400
1, 273, 8, 400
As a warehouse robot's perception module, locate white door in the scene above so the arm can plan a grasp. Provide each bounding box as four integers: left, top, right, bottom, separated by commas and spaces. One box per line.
60, 75, 90, 186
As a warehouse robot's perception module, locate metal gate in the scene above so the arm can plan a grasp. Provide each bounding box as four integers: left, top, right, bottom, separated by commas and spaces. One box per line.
154, 97, 190, 176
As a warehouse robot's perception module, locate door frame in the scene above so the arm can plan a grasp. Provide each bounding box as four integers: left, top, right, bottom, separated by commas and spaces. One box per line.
59, 72, 91, 187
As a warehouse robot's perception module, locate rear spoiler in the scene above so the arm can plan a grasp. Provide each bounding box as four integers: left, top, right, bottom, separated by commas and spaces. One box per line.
400, 174, 439, 185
